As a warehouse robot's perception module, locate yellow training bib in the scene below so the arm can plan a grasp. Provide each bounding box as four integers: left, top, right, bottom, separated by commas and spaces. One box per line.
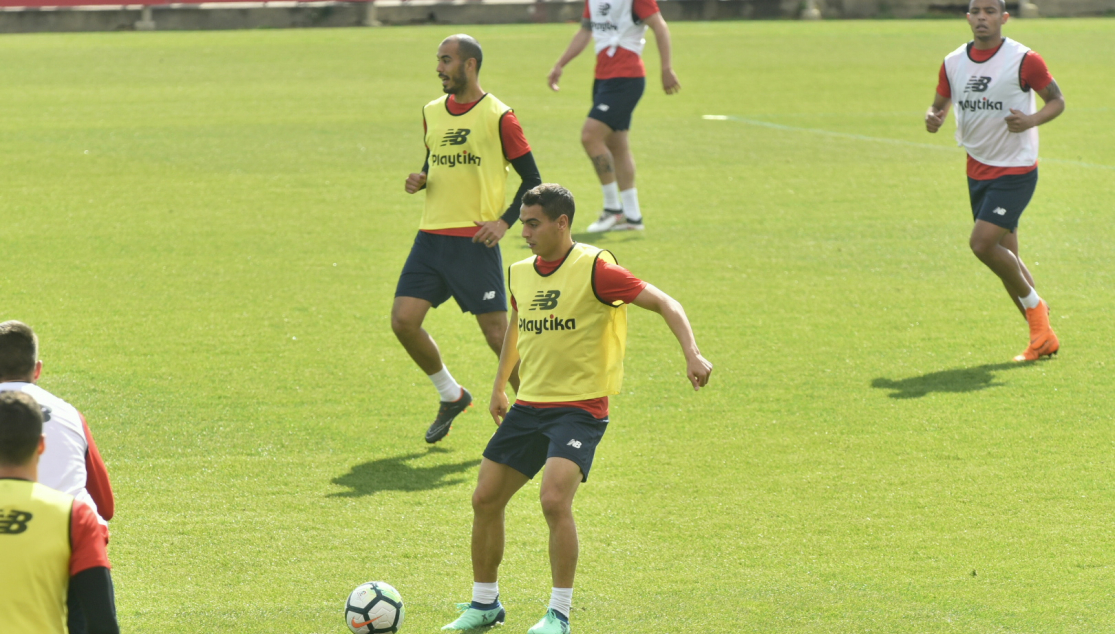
0, 479, 73, 634
509, 243, 628, 402
422, 94, 513, 230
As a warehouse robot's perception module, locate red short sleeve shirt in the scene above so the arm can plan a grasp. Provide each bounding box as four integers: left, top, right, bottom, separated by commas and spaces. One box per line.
70, 500, 110, 576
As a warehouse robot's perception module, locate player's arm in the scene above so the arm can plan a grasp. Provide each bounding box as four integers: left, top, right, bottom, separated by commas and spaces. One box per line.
1006, 79, 1065, 133
69, 502, 119, 634
70, 567, 120, 634
643, 12, 680, 94
81, 414, 114, 521
926, 92, 951, 134
490, 306, 521, 425
475, 113, 542, 247
631, 284, 712, 390
548, 19, 593, 91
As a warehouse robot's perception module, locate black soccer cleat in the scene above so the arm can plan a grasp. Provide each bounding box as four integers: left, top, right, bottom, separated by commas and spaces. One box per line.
425, 388, 472, 444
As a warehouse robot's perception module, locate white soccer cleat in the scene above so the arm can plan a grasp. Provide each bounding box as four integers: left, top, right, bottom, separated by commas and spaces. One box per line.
587, 210, 624, 233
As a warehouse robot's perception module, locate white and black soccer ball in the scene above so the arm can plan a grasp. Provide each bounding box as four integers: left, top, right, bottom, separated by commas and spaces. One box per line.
345, 581, 405, 634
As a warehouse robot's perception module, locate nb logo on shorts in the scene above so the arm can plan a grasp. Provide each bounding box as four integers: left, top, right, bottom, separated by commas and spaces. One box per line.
529, 290, 560, 310
965, 76, 992, 92
566, 439, 582, 449
0, 509, 33, 534
993, 207, 1007, 216
596, 104, 610, 112
441, 129, 471, 146
482, 291, 496, 300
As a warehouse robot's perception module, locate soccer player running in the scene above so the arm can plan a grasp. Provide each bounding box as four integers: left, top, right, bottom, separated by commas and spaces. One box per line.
442, 184, 712, 634
397, 34, 543, 443
925, 0, 1064, 362
547, 0, 679, 233
0, 321, 117, 634
0, 391, 120, 634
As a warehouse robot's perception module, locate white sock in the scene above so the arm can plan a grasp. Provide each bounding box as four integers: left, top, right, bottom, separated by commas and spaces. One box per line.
548, 587, 573, 619
601, 182, 621, 211
620, 188, 641, 222
1019, 288, 1041, 310
472, 581, 499, 606
428, 366, 462, 402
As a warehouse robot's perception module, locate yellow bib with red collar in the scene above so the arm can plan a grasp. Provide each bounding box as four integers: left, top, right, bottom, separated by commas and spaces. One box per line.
509, 243, 628, 402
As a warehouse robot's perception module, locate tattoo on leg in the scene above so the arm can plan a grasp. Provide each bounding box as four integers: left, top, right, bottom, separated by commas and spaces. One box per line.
591, 154, 614, 176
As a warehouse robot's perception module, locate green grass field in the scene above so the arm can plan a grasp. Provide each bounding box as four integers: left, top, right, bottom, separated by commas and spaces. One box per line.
2, 17, 1114, 633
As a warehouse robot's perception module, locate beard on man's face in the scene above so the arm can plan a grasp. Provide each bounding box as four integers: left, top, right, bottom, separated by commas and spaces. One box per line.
441, 68, 468, 95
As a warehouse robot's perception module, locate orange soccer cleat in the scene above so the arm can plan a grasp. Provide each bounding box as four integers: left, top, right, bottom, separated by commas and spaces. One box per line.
1013, 300, 1060, 362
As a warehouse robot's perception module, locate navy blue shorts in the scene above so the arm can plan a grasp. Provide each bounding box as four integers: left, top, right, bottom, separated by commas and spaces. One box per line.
395, 231, 507, 314
588, 77, 646, 132
968, 168, 1038, 232
483, 404, 609, 482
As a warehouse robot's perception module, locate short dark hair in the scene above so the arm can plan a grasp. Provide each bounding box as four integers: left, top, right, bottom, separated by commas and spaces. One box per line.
522, 184, 576, 225
0, 391, 43, 466
0, 321, 38, 380
969, 0, 1006, 12
447, 34, 483, 73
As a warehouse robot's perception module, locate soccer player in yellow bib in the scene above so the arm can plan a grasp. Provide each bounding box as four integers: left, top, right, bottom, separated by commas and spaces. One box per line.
441, 184, 712, 634
0, 391, 119, 634
396, 34, 543, 444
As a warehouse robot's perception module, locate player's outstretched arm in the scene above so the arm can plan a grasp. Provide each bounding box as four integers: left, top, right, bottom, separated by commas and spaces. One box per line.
548, 21, 593, 91
490, 308, 522, 425
925, 93, 951, 134
644, 13, 680, 95
631, 284, 712, 390
1006, 79, 1065, 133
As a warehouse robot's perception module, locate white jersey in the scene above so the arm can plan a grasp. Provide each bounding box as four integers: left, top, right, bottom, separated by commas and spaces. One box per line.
944, 38, 1038, 168
0, 382, 104, 523
587, 0, 647, 59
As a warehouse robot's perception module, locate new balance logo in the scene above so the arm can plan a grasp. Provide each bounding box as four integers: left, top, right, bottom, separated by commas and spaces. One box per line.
0, 509, 33, 534
441, 128, 471, 146
993, 207, 1007, 216
529, 290, 560, 311
566, 439, 582, 449
965, 76, 992, 92
596, 104, 610, 112
482, 291, 496, 300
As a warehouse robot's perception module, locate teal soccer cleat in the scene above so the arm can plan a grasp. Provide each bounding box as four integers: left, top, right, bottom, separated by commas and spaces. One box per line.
526, 609, 570, 634
441, 601, 506, 631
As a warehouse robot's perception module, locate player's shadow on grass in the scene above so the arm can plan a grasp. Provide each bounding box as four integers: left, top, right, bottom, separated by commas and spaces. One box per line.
329, 447, 481, 498
871, 363, 1023, 399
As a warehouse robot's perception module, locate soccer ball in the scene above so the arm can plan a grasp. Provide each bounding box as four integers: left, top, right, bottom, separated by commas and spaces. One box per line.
345, 581, 405, 634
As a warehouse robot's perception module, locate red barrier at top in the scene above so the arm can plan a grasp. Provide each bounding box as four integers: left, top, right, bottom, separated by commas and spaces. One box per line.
0, 0, 370, 7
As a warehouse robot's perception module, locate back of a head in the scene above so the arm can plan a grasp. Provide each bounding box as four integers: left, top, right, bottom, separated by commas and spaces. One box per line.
0, 320, 37, 381
523, 183, 576, 225
0, 391, 43, 467
447, 34, 484, 73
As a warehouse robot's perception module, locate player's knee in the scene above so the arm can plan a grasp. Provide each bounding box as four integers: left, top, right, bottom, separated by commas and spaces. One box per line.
390, 312, 418, 338
472, 487, 503, 516
969, 234, 995, 259
539, 489, 572, 520
580, 127, 602, 150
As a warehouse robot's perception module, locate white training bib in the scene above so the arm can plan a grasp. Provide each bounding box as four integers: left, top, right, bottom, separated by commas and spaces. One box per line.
587, 0, 648, 58
944, 38, 1039, 168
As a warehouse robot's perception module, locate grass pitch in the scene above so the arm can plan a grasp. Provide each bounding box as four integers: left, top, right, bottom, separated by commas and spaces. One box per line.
1, 18, 1114, 634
